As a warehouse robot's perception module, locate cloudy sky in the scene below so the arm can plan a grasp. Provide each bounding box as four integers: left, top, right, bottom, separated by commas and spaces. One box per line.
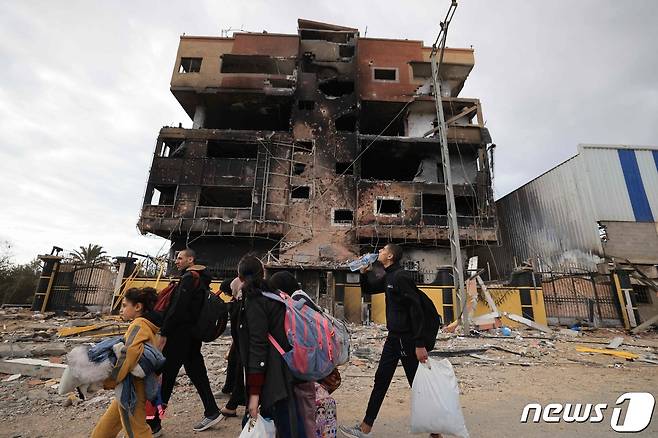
1, 0, 657, 263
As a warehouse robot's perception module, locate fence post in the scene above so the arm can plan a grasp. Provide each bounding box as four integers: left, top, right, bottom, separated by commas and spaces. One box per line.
32, 255, 63, 312
590, 273, 603, 328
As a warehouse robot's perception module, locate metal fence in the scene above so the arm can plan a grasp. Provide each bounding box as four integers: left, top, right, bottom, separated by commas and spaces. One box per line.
541, 272, 623, 327
45, 262, 116, 312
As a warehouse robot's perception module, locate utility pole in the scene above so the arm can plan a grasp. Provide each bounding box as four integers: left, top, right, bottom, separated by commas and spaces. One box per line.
430, 1, 469, 334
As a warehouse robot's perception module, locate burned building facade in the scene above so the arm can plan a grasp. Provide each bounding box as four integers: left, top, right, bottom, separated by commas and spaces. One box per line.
137, 20, 497, 293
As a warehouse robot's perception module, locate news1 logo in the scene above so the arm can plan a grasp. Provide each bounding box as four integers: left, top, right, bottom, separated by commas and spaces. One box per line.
520, 392, 655, 432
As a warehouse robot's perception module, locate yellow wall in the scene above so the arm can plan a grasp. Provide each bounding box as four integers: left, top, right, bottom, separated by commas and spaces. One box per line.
124, 277, 232, 302
348, 284, 548, 327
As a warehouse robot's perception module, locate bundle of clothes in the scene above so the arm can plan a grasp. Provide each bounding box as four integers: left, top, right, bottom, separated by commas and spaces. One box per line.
59, 336, 165, 415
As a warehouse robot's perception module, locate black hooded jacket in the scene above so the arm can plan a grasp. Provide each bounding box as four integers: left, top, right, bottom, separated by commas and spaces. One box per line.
161, 265, 211, 337
237, 286, 293, 411
360, 262, 425, 347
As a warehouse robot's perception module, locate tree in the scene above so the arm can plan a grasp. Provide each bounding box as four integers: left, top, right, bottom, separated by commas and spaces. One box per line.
70, 244, 111, 265
0, 258, 41, 305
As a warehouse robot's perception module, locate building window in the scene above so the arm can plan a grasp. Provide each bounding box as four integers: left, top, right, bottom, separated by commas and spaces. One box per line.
207, 140, 258, 158
294, 140, 314, 153
298, 100, 315, 111
335, 113, 356, 132
318, 79, 354, 97
179, 57, 202, 73
336, 162, 354, 175
159, 139, 185, 158
150, 186, 176, 206
199, 187, 252, 207
373, 68, 398, 81
332, 209, 354, 225
375, 198, 402, 216
291, 186, 311, 199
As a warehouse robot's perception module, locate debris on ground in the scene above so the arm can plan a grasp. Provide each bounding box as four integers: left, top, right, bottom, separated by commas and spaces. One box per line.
1, 307, 657, 434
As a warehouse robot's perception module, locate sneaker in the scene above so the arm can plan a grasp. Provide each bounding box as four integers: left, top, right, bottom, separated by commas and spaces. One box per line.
148, 419, 162, 437
150, 424, 163, 438
192, 413, 222, 432
339, 424, 372, 438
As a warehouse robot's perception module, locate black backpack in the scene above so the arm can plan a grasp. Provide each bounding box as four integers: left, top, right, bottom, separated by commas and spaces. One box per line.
194, 281, 229, 342
417, 288, 442, 351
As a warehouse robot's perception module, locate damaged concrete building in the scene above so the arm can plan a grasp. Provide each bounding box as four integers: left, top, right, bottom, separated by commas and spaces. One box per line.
137, 19, 497, 296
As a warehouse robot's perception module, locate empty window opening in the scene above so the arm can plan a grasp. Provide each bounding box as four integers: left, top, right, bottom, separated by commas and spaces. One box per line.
455, 196, 477, 216
294, 140, 314, 153
161, 139, 185, 158
333, 209, 354, 224
373, 68, 397, 81
150, 186, 176, 206
205, 101, 292, 131
291, 186, 311, 199
159, 144, 171, 158
359, 101, 406, 136
298, 100, 315, 111
207, 141, 258, 159
410, 62, 431, 80
299, 29, 353, 44
220, 54, 295, 75
179, 57, 202, 73
335, 113, 356, 132
199, 187, 252, 208
293, 163, 306, 175
339, 45, 355, 58
336, 162, 354, 175
376, 199, 402, 215
422, 194, 447, 216
318, 79, 354, 97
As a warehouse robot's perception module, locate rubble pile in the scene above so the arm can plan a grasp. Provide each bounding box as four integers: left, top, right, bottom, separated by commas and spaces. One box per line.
1, 308, 657, 429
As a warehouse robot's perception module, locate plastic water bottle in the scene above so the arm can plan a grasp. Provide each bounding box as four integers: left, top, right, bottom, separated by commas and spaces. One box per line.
348, 253, 378, 272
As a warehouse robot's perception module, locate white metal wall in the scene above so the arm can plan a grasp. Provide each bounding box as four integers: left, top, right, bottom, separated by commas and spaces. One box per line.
486, 144, 658, 275
579, 145, 636, 221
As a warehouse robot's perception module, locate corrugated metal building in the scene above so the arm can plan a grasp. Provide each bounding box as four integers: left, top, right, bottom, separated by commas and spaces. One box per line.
481, 144, 658, 277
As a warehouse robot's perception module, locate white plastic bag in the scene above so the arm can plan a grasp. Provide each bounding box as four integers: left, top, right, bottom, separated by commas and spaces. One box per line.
410, 358, 469, 437
239, 415, 277, 438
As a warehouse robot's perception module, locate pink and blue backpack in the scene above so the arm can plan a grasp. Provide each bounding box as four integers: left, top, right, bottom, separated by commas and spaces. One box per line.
262, 290, 350, 381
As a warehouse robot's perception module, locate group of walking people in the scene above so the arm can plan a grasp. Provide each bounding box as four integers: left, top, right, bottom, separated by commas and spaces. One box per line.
89, 243, 443, 438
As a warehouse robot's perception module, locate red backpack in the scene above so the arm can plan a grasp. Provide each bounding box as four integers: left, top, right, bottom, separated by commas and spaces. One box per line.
153, 271, 201, 313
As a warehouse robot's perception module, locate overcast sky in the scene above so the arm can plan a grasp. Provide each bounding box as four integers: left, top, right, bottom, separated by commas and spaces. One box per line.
1, 0, 657, 263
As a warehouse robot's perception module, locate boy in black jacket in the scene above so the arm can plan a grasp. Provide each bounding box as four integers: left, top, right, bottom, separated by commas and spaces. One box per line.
340, 244, 442, 438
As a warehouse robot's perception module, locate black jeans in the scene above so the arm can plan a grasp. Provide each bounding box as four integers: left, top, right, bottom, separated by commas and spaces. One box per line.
363, 335, 419, 427
161, 332, 219, 418
225, 344, 246, 410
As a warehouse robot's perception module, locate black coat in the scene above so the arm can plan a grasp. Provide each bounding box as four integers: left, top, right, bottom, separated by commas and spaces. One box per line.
161, 267, 210, 337
237, 289, 294, 411
360, 263, 425, 347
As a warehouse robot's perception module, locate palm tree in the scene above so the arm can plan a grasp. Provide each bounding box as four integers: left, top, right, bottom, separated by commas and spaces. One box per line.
70, 244, 110, 265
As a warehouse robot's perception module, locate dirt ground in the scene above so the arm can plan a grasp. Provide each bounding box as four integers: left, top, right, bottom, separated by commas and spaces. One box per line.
1, 311, 657, 437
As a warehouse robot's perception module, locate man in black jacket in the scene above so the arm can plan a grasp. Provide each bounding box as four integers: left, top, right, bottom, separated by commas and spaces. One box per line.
340, 244, 441, 438
159, 249, 220, 432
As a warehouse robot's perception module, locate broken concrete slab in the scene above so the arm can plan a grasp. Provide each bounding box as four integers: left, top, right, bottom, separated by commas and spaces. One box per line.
631, 313, 658, 334
0, 358, 66, 379
504, 312, 552, 333
606, 336, 624, 349
0, 342, 68, 358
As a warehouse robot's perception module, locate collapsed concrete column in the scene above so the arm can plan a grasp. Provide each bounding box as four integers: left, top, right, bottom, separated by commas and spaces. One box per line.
192, 104, 206, 129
